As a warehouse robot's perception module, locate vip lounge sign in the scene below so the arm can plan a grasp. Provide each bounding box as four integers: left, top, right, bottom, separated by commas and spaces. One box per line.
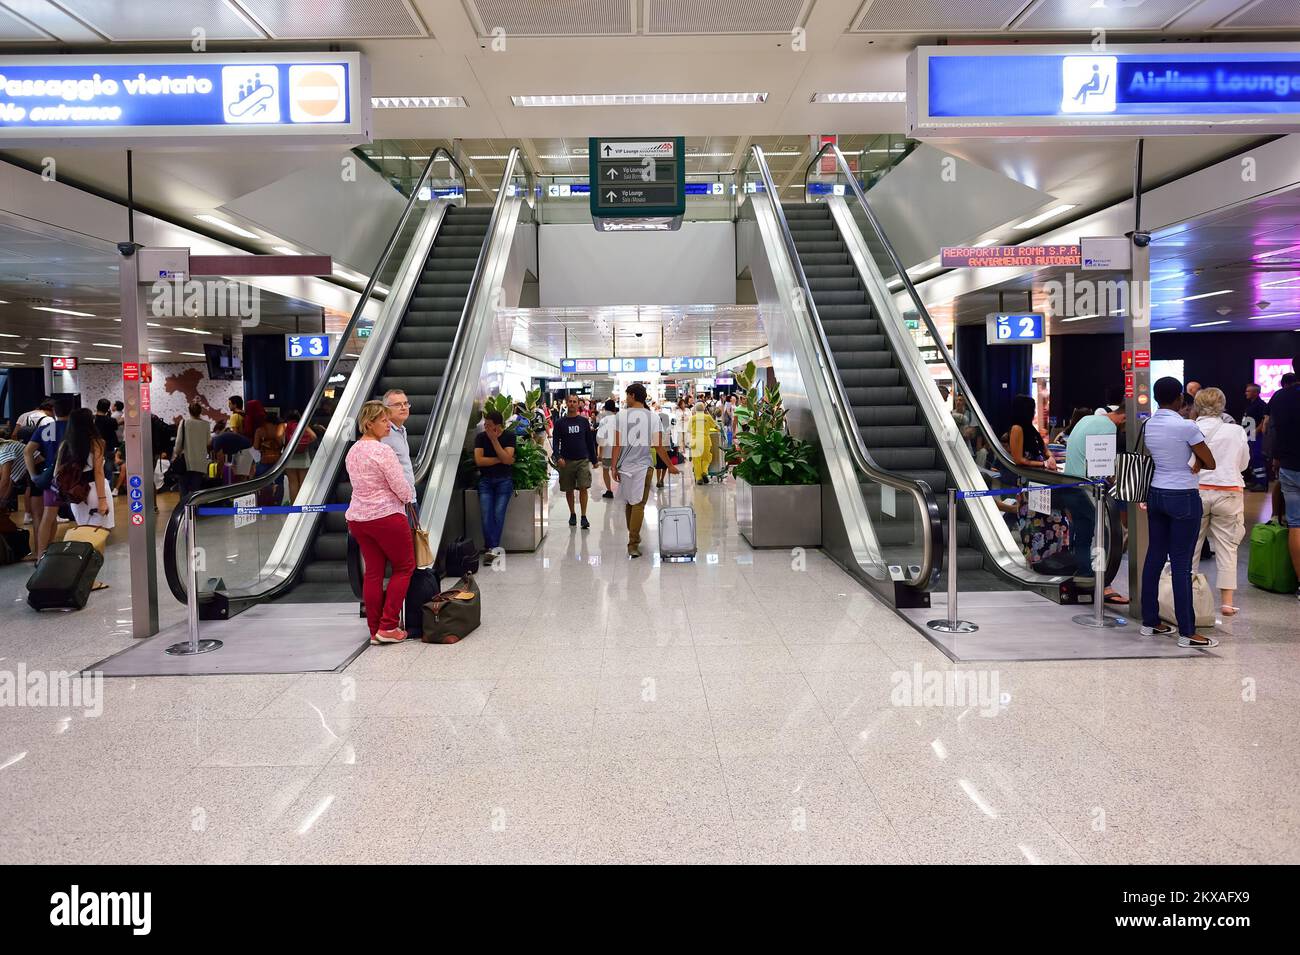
0, 52, 370, 146
907, 44, 1300, 136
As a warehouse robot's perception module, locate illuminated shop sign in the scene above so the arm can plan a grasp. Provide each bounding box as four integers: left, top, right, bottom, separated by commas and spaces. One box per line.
0, 52, 370, 146
908, 46, 1300, 136
561, 356, 716, 374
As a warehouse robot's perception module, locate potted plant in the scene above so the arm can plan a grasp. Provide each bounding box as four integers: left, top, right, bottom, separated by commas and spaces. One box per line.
728, 361, 822, 547
463, 390, 550, 552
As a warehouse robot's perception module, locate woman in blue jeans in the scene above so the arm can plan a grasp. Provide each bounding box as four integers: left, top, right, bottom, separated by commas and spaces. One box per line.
1140, 377, 1219, 648
473, 409, 516, 566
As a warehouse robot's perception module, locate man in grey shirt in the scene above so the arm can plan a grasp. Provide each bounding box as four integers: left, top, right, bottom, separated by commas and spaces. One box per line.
380, 389, 415, 490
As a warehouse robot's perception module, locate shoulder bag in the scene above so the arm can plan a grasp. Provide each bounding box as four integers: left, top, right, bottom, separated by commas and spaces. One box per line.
1113, 419, 1154, 503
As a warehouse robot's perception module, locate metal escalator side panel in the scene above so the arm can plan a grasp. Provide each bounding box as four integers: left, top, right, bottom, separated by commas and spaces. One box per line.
224, 200, 453, 601
416, 198, 533, 549
744, 193, 888, 579
825, 196, 1057, 589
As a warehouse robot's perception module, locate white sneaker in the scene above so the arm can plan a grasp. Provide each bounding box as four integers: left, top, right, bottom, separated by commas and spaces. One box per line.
1139, 623, 1175, 636
22, 512, 31, 525
1178, 634, 1219, 649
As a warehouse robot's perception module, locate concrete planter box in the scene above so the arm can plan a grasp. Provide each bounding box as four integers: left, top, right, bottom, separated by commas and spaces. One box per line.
464, 485, 548, 552
735, 477, 821, 548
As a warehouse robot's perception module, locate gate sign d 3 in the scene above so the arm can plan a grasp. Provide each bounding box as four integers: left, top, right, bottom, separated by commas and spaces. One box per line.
286, 334, 331, 361
589, 136, 686, 231
908, 45, 1300, 137
0, 52, 370, 146
986, 313, 1045, 345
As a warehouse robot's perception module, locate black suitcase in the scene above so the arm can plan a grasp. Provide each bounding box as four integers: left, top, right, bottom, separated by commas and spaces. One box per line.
403, 566, 441, 640
27, 540, 104, 611
439, 536, 479, 578
0, 529, 31, 565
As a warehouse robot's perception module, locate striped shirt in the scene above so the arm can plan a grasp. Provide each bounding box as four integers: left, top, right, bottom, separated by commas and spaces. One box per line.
0, 439, 28, 483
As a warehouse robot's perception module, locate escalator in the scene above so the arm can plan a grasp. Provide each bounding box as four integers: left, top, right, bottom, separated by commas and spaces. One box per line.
164, 148, 540, 615
289, 204, 493, 602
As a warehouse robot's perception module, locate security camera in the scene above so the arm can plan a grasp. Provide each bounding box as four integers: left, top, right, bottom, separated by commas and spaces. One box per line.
116, 241, 139, 257
1131, 231, 1151, 248
635, 332, 643, 338
1257, 300, 1271, 310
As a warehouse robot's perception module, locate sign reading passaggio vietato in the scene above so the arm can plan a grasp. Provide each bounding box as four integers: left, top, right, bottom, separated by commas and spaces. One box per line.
0, 52, 370, 146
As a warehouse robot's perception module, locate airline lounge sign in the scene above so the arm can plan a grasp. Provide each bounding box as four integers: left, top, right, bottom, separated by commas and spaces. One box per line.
0, 52, 370, 146
908, 45, 1300, 136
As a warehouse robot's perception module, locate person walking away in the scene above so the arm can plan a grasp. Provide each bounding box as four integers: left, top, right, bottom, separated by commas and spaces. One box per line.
92, 399, 119, 490
24, 396, 71, 561
173, 403, 212, 504
282, 409, 317, 503
655, 401, 674, 488
345, 401, 416, 645
15, 399, 53, 531
1190, 387, 1250, 617
611, 382, 677, 558
379, 390, 415, 492
1239, 383, 1269, 491
1264, 355, 1300, 600
252, 409, 285, 502
58, 407, 114, 536
554, 394, 597, 528
688, 401, 720, 485
1140, 376, 1218, 648
474, 409, 516, 565
596, 399, 618, 498
1062, 403, 1127, 605
720, 396, 735, 448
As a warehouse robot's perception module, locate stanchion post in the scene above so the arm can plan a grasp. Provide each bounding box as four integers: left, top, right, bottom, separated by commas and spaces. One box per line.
1073, 481, 1127, 630
165, 501, 224, 656
928, 487, 978, 634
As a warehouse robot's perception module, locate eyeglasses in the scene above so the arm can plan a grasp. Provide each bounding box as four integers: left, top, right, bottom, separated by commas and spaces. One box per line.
386, 401, 410, 409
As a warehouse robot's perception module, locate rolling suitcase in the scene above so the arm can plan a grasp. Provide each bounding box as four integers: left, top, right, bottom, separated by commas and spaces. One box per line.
1247, 520, 1298, 594
658, 469, 696, 561
26, 540, 104, 611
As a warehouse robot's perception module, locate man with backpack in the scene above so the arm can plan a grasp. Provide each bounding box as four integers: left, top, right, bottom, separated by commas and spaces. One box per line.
24, 396, 72, 561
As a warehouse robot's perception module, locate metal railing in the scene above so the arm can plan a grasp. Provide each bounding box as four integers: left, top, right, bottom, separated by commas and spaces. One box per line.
741, 144, 943, 591
163, 148, 466, 604
804, 141, 1124, 589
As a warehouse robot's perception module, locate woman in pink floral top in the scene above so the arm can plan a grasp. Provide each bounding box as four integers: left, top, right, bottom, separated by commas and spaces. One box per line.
346, 400, 417, 644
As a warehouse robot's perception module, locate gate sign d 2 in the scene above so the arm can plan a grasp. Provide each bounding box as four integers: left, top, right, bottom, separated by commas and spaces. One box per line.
589, 136, 686, 231
286, 334, 331, 361
986, 313, 1045, 345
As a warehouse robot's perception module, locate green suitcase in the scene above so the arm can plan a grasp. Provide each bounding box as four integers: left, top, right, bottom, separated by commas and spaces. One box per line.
1246, 520, 1298, 594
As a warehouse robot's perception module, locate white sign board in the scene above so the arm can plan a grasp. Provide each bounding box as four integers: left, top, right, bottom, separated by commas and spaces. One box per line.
1085, 434, 1117, 477
232, 493, 258, 529
1081, 236, 1131, 271
596, 140, 676, 159
1027, 483, 1052, 516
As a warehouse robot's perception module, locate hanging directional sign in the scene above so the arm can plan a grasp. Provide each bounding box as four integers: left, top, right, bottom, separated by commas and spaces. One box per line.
589, 136, 686, 231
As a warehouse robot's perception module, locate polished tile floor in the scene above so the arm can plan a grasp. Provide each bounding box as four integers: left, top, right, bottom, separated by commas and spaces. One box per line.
0, 478, 1296, 864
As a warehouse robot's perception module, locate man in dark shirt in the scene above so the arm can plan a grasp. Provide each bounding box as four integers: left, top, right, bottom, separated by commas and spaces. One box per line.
1241, 383, 1270, 490
473, 410, 516, 564
1266, 357, 1300, 593
93, 398, 119, 487
553, 393, 598, 529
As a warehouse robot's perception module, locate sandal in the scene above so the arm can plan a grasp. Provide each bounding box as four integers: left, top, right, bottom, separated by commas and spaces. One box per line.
1103, 590, 1130, 605
1220, 605, 1239, 616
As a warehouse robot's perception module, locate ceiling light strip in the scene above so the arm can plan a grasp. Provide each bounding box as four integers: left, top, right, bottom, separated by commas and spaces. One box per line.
511, 93, 767, 107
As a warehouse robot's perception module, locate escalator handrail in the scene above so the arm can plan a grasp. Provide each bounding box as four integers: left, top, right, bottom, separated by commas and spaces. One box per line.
742, 145, 942, 590
408, 146, 537, 491
807, 141, 1123, 578
163, 147, 466, 603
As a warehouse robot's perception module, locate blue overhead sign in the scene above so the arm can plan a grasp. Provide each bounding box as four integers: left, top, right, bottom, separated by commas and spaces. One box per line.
908, 46, 1300, 136
286, 334, 331, 362
561, 356, 716, 375
0, 52, 370, 146
986, 313, 1045, 346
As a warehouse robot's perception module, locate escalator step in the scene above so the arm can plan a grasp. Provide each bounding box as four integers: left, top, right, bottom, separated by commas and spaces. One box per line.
313, 532, 349, 562
384, 356, 450, 376
438, 224, 489, 236
821, 318, 880, 336
843, 384, 909, 406
408, 296, 469, 311
799, 252, 850, 266
837, 356, 894, 376
803, 264, 856, 279
807, 276, 860, 292
854, 405, 917, 427
869, 447, 938, 471
437, 234, 487, 247
301, 561, 351, 584
390, 339, 454, 359
833, 349, 892, 370
825, 334, 885, 353
817, 304, 873, 321
790, 241, 843, 255
808, 289, 864, 305
379, 372, 446, 394
859, 425, 928, 448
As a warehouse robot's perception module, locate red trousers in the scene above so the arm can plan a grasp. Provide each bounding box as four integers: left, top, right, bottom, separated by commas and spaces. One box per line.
348, 512, 415, 635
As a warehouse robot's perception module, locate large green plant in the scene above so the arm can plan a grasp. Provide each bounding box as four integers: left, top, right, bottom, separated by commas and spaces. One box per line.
472, 390, 548, 490
727, 361, 819, 486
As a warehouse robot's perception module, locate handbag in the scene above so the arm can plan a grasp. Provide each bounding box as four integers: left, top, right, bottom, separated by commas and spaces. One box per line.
1158, 568, 1216, 628
408, 503, 434, 569
1113, 419, 1154, 503
421, 575, 481, 644
54, 454, 90, 505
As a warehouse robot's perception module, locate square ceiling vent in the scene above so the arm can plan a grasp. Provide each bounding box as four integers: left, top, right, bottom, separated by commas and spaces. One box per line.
1217, 0, 1300, 30
467, 0, 635, 36
53, 0, 263, 40
236, 0, 427, 38
1014, 0, 1202, 32
852, 0, 1031, 32
644, 0, 812, 34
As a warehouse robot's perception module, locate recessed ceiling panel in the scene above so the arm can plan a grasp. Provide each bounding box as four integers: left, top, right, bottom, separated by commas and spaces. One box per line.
236, 0, 427, 39
1219, 0, 1300, 29
54, 0, 263, 40
0, 4, 51, 39
1, 0, 103, 40
468, 0, 635, 36
853, 0, 1029, 33
645, 0, 810, 34
1014, 0, 1203, 32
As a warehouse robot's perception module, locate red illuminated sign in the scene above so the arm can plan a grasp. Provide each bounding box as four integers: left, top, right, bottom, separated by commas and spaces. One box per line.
1134, 349, 1150, 369
123, 362, 139, 382
940, 245, 1081, 268
50, 356, 77, 371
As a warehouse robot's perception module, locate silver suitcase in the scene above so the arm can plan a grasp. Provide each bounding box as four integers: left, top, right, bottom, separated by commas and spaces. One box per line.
658, 469, 696, 561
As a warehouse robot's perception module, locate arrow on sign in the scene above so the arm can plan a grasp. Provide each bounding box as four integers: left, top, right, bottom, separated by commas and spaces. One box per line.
603, 144, 613, 156
606, 190, 618, 202
606, 168, 618, 179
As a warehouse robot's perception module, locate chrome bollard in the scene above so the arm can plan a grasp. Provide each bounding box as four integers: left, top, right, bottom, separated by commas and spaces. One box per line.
928, 487, 978, 634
